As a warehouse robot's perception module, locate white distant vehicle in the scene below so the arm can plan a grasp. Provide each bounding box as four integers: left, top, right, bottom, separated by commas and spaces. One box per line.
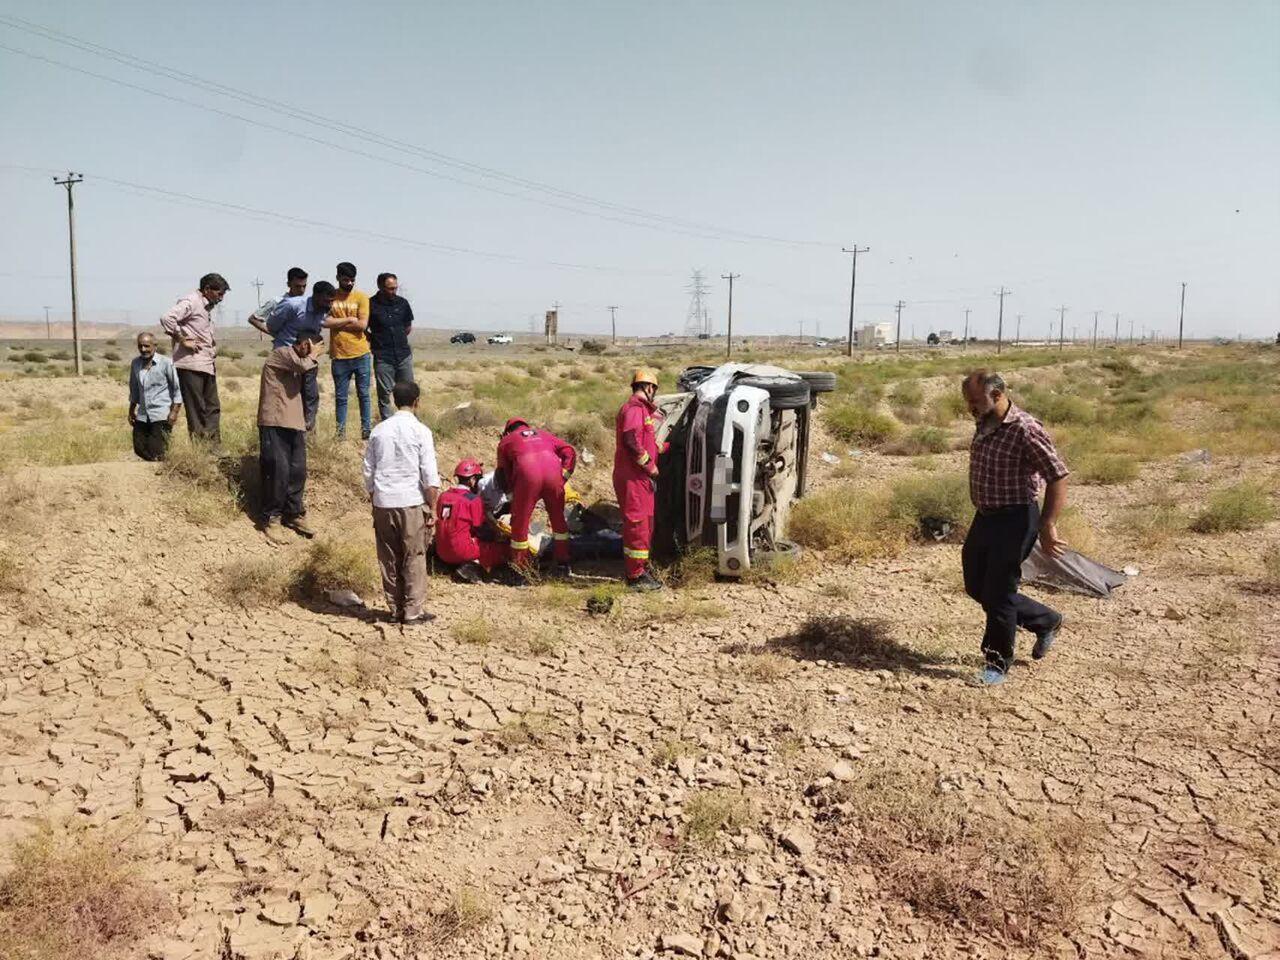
487, 334, 513, 345
814, 340, 830, 348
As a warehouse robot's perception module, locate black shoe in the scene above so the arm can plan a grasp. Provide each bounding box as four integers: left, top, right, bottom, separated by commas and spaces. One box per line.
454, 562, 484, 584
1032, 614, 1063, 660
626, 571, 663, 592
401, 612, 437, 625
551, 563, 573, 580
361, 429, 371, 440
493, 564, 530, 588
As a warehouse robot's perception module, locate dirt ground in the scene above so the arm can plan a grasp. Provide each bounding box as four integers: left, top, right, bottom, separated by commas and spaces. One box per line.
0, 350, 1277, 960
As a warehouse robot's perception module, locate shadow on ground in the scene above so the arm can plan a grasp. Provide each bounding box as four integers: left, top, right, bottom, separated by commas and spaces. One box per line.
763, 615, 965, 679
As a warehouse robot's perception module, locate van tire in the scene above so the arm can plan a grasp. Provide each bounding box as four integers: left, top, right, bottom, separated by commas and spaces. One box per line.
737, 376, 811, 410
795, 371, 837, 394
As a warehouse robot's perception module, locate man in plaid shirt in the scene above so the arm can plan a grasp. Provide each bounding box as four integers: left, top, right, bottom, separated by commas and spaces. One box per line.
962, 370, 1069, 685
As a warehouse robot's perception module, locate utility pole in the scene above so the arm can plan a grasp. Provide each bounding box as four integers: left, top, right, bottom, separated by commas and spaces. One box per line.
894, 300, 906, 354
1092, 310, 1100, 350
1057, 305, 1068, 351
251, 277, 265, 340
53, 172, 84, 375
962, 308, 970, 351
551, 300, 561, 345
995, 286, 1010, 355
721, 273, 739, 358
1178, 282, 1187, 349
842, 245, 869, 357
43, 306, 51, 339
1129, 317, 1134, 344
607, 305, 618, 344
798, 317, 804, 343
1114, 313, 1120, 344
1015, 313, 1022, 345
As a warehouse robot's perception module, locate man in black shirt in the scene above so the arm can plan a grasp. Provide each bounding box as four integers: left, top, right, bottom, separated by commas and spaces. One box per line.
367, 272, 416, 421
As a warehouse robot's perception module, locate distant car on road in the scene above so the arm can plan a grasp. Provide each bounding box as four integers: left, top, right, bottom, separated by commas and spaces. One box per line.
814, 340, 829, 348
488, 333, 513, 345
450, 332, 476, 344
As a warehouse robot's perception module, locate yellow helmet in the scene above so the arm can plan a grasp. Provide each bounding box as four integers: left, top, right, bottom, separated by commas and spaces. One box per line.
631, 367, 659, 388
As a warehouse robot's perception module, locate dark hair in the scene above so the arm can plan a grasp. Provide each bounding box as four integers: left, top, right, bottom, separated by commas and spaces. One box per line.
199, 272, 229, 292
963, 369, 1006, 394
393, 381, 420, 408
312, 280, 336, 298
336, 262, 357, 279
287, 267, 308, 283
376, 272, 398, 289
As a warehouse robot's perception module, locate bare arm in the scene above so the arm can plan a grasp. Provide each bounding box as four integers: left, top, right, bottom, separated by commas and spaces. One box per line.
1039, 477, 1068, 557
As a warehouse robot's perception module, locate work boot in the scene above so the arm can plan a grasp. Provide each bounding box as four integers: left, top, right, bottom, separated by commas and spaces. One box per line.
454, 562, 484, 585
401, 611, 437, 625
1032, 614, 1064, 660
495, 563, 531, 588
551, 563, 573, 580
283, 515, 316, 538
975, 665, 1007, 687
626, 570, 663, 592
262, 518, 292, 546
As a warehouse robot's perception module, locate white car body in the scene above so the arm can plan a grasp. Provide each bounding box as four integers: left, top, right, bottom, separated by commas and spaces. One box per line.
488, 334, 513, 345
653, 363, 832, 577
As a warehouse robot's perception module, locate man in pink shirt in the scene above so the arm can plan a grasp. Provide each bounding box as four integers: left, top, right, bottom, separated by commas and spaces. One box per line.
160, 273, 229, 445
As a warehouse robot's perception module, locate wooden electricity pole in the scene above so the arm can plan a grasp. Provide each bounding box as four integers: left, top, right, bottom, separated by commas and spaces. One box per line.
1178, 282, 1187, 349
54, 172, 85, 375
995, 286, 1010, 355
721, 274, 739, 358
1057, 305, 1068, 351
842, 245, 869, 356
608, 305, 619, 344
894, 300, 906, 354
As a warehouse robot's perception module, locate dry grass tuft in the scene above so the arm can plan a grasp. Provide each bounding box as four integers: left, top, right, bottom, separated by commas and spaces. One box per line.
0, 821, 173, 960
683, 789, 756, 844
735, 652, 793, 682
653, 739, 699, 767
451, 616, 498, 646
216, 555, 294, 605
414, 887, 492, 947
824, 403, 900, 447
829, 762, 1090, 945
0, 545, 24, 597
789, 486, 906, 559
1074, 453, 1140, 485
492, 712, 561, 749
291, 536, 380, 599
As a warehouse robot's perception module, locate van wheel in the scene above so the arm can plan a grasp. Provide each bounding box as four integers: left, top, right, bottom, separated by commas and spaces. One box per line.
755, 538, 802, 565
737, 376, 811, 410
795, 371, 837, 394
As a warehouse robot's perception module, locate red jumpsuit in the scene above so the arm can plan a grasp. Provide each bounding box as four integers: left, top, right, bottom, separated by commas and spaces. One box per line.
496, 426, 576, 567
613, 394, 665, 579
435, 486, 509, 570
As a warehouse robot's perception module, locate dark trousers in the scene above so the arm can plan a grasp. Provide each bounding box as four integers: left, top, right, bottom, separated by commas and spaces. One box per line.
961, 502, 1059, 672
302, 366, 319, 433
176, 369, 221, 443
373, 352, 415, 422
259, 426, 307, 522
132, 421, 172, 461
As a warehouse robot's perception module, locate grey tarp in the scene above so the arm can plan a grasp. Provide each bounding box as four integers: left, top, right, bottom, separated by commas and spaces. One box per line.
1020, 545, 1128, 598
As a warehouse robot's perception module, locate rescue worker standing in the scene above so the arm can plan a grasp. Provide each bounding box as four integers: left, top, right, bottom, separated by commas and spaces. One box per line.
496, 418, 576, 577
613, 368, 665, 591
436, 458, 510, 583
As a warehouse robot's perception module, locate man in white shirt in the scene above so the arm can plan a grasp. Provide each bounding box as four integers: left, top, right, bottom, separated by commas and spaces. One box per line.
362, 381, 440, 623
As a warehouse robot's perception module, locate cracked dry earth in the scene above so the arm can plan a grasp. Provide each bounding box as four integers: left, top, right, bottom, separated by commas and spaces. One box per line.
1, 453, 1278, 960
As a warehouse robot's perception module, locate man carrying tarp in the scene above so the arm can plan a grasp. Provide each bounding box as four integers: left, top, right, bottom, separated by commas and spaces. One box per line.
961, 370, 1068, 686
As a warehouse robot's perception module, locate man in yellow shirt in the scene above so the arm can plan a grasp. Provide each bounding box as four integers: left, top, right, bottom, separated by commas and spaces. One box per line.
328, 261, 373, 439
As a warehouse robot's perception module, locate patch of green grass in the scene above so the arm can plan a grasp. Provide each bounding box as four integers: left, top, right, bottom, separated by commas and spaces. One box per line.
884, 426, 951, 456
824, 403, 900, 447
1019, 388, 1095, 426
927, 389, 969, 425
887, 472, 971, 534
1191, 481, 1275, 534
789, 485, 906, 559
451, 616, 497, 645
217, 556, 294, 605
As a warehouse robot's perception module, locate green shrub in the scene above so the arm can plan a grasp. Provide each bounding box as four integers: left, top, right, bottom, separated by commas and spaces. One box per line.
19, 352, 47, 364
102, 350, 122, 362
885, 426, 951, 456
48, 350, 71, 361
580, 340, 607, 355
928, 390, 969, 425
1191, 482, 1275, 534
825, 403, 900, 446
890, 380, 924, 409
887, 472, 971, 534
427, 401, 501, 440
1020, 389, 1095, 425
1075, 454, 1140, 485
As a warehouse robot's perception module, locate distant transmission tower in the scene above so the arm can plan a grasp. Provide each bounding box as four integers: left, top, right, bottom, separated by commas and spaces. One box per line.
685, 270, 711, 337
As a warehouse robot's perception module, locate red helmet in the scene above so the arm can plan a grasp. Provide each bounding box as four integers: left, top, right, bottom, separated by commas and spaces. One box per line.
454, 458, 483, 479
503, 417, 529, 435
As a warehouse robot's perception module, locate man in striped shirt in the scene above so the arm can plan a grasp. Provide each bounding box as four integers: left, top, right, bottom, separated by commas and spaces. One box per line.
962, 370, 1069, 686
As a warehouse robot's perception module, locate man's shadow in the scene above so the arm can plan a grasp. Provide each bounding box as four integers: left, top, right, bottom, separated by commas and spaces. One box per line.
755, 615, 965, 680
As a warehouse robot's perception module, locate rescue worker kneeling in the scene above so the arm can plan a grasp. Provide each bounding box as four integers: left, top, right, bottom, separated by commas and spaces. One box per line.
435, 458, 510, 583
614, 367, 666, 592
496, 418, 576, 577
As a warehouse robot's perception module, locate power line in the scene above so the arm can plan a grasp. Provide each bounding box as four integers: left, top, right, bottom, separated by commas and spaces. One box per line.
0, 17, 830, 247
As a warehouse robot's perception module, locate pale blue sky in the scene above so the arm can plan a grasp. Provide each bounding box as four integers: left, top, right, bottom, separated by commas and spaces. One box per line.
1, 0, 1276, 339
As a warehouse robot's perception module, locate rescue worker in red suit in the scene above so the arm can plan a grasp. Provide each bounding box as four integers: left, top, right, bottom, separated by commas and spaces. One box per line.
495, 418, 576, 576
435, 458, 510, 583
613, 368, 666, 591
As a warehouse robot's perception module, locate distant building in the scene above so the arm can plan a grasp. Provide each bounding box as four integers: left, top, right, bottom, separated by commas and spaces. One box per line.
855, 322, 894, 347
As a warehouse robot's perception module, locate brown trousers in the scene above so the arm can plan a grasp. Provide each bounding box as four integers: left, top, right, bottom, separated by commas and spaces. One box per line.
373, 505, 428, 620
